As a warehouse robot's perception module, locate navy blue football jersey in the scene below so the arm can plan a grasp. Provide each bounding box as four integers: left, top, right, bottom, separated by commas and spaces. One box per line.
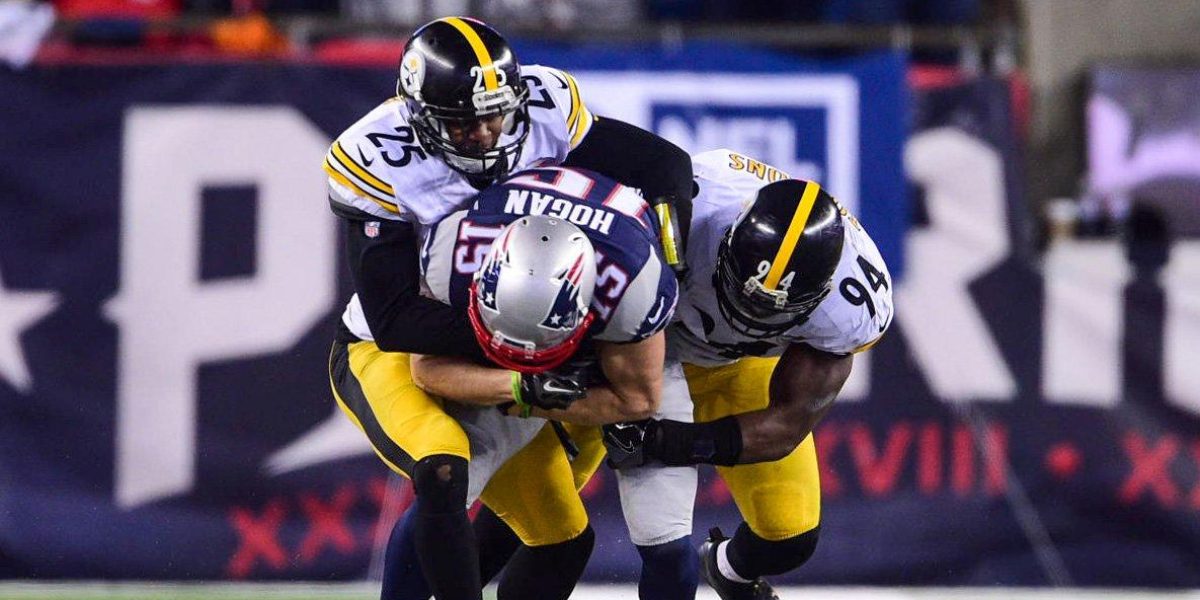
421, 166, 677, 343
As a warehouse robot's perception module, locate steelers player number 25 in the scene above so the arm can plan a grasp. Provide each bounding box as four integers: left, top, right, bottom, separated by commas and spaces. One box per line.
839, 255, 888, 318
366, 125, 427, 167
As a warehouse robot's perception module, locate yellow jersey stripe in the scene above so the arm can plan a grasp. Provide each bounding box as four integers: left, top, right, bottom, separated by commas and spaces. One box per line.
324, 159, 400, 214
442, 17, 498, 90
569, 109, 594, 148
853, 336, 883, 354
563, 72, 583, 132
330, 142, 395, 195
763, 181, 822, 290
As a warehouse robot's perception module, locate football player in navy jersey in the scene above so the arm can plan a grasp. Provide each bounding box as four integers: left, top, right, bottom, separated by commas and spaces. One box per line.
602, 150, 895, 600
323, 17, 693, 600
402, 166, 697, 600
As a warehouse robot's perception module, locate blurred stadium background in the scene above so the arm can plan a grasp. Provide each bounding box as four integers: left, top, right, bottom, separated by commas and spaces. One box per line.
2, 0, 1200, 598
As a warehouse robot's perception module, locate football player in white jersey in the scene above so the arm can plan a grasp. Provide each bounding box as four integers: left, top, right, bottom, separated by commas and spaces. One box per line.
324, 17, 694, 600
604, 149, 894, 600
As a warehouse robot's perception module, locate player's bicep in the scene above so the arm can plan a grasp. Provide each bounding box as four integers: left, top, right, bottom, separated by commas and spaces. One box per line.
771, 344, 853, 416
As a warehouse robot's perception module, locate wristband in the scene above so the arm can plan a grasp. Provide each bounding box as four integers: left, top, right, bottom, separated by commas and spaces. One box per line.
510, 371, 531, 418
649, 416, 743, 466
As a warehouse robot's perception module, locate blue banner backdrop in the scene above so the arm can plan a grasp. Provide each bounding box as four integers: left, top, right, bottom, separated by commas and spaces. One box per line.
2, 51, 1198, 587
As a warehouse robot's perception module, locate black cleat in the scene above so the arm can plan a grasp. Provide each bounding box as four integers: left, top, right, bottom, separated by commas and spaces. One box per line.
698, 527, 780, 600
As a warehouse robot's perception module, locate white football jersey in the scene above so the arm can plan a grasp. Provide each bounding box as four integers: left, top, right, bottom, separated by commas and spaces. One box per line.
670, 149, 895, 367
331, 65, 596, 340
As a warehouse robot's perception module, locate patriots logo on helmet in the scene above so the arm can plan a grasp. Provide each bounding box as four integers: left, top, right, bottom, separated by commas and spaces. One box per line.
477, 257, 502, 311
477, 223, 516, 312
541, 254, 586, 330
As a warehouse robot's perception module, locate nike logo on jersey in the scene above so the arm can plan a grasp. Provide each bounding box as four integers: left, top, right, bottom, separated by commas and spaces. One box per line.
646, 296, 668, 325
357, 147, 374, 167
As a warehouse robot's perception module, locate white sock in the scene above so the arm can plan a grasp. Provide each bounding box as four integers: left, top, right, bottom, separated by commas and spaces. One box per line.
716, 540, 754, 583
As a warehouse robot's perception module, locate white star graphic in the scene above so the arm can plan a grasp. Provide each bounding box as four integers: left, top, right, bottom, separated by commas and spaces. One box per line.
0, 267, 58, 392
550, 314, 562, 325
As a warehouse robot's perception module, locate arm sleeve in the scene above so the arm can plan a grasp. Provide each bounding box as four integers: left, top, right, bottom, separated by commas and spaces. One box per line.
341, 215, 486, 361
563, 116, 694, 243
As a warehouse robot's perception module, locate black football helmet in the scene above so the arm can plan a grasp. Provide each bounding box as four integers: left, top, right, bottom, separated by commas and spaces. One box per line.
396, 17, 530, 182
715, 179, 845, 338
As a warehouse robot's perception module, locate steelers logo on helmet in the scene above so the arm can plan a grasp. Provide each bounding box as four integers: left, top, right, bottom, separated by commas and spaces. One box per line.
397, 50, 425, 100
715, 179, 845, 338
398, 17, 530, 182
467, 216, 597, 373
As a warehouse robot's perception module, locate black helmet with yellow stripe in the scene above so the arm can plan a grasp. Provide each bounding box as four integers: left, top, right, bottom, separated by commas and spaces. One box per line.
715, 179, 844, 338
397, 17, 530, 182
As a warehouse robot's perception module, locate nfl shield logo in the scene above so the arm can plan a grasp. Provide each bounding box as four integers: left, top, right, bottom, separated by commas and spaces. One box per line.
364, 221, 380, 238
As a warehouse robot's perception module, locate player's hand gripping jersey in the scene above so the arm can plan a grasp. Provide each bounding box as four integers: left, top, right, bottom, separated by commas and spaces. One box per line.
327, 63, 595, 340
421, 166, 679, 344
672, 149, 894, 366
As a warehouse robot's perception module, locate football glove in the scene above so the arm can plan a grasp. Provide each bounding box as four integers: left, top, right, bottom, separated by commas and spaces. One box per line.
516, 371, 587, 412
602, 419, 659, 469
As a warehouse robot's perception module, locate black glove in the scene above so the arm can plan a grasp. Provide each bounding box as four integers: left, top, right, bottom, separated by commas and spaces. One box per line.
602, 419, 660, 469
517, 371, 587, 411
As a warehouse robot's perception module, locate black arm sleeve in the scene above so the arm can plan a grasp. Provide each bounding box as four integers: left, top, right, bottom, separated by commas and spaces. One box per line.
342, 216, 486, 361
563, 116, 694, 244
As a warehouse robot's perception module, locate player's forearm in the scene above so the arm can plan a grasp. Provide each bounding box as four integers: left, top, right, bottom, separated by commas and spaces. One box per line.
409, 354, 512, 406
341, 217, 485, 360
645, 347, 851, 466
530, 385, 648, 426
564, 116, 694, 204
594, 336, 664, 419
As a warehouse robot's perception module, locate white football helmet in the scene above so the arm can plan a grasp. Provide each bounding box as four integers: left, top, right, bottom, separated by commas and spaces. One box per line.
468, 215, 597, 372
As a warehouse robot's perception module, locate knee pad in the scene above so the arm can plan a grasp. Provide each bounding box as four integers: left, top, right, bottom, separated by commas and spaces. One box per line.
728, 523, 819, 578
412, 454, 469, 514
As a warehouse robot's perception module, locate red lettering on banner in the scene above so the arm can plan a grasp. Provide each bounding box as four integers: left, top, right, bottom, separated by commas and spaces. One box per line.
917, 423, 942, 494
1118, 433, 1180, 508
1192, 442, 1200, 510
366, 477, 412, 552
697, 476, 732, 507
815, 425, 843, 496
952, 425, 975, 496
298, 484, 358, 562
848, 422, 913, 496
366, 477, 388, 507
983, 425, 1007, 496
227, 499, 289, 578
580, 467, 606, 499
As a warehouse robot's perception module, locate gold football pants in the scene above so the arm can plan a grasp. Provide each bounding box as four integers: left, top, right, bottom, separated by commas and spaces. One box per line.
685, 356, 822, 541
327, 341, 589, 546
